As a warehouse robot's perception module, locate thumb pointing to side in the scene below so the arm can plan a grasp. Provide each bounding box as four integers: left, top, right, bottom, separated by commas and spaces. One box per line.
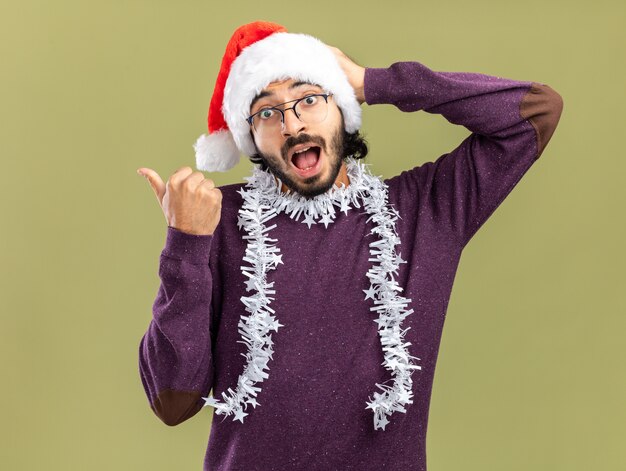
137, 167, 166, 206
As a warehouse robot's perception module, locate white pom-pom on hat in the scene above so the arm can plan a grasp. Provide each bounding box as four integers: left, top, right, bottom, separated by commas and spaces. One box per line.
193, 129, 241, 172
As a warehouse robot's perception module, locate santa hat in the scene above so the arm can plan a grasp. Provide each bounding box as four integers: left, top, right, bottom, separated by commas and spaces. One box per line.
193, 21, 362, 172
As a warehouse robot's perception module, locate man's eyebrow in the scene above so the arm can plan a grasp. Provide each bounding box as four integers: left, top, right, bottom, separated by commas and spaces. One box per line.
250, 81, 321, 111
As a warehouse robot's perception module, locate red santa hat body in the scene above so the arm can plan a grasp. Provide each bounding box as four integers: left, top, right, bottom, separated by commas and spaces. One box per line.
193, 21, 362, 172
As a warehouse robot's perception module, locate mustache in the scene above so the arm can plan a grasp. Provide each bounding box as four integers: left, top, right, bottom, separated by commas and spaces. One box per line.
281, 134, 326, 161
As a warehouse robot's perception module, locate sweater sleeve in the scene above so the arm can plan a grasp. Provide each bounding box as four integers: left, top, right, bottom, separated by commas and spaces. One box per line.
138, 225, 216, 426
365, 61, 564, 248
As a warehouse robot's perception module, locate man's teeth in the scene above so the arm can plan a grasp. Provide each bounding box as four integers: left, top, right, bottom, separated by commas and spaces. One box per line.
294, 146, 311, 155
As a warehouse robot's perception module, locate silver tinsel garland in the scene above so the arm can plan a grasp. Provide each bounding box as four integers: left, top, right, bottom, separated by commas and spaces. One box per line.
202, 157, 422, 431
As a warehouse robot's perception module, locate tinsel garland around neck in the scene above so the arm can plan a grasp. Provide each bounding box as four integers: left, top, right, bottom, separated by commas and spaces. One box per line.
202, 157, 423, 431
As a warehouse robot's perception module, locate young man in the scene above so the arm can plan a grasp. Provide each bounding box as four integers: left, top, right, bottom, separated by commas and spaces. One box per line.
137, 21, 563, 471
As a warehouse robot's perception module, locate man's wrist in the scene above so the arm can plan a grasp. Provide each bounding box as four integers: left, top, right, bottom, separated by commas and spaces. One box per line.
355, 69, 366, 104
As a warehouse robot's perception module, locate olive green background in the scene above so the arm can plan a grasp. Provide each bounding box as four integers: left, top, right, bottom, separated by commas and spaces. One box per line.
2, 0, 624, 469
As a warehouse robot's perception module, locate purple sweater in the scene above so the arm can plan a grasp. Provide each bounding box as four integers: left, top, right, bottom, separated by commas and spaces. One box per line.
139, 61, 563, 470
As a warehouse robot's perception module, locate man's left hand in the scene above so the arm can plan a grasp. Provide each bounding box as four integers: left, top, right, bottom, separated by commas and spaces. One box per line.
327, 45, 366, 105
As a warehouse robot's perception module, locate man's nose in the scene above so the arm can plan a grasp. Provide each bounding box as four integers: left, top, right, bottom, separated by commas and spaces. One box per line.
281, 108, 306, 137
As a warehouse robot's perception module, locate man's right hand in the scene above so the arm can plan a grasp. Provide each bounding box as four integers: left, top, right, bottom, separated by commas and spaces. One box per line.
137, 166, 222, 236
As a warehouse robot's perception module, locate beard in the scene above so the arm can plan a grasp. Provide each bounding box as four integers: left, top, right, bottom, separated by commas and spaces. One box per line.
254, 123, 345, 199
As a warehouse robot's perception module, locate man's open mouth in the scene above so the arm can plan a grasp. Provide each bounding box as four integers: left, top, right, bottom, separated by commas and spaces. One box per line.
290, 145, 322, 173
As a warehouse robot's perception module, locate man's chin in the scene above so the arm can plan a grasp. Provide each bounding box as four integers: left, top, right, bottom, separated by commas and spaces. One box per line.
282, 171, 334, 198
291, 181, 335, 199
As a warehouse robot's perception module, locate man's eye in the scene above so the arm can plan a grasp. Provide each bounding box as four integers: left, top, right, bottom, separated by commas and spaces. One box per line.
258, 109, 275, 120
302, 95, 318, 106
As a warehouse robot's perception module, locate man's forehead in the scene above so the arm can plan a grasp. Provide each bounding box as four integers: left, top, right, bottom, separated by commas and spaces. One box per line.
264, 78, 321, 91
250, 79, 323, 109
265, 78, 293, 89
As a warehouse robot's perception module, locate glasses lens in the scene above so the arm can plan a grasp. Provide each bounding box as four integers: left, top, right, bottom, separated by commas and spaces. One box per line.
252, 108, 282, 133
294, 95, 328, 125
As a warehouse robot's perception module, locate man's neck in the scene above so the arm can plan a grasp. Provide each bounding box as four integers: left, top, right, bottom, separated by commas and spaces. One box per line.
275, 161, 351, 194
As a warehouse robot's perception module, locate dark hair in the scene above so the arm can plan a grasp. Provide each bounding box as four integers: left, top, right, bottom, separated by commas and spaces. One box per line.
248, 128, 369, 171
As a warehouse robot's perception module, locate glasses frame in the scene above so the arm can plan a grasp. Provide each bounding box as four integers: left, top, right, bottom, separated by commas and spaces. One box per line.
246, 93, 334, 131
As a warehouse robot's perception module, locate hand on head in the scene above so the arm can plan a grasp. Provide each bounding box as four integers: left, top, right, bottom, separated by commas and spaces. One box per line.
326, 45, 366, 105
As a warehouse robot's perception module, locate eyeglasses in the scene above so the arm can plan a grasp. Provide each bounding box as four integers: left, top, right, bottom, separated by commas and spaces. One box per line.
247, 93, 333, 135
